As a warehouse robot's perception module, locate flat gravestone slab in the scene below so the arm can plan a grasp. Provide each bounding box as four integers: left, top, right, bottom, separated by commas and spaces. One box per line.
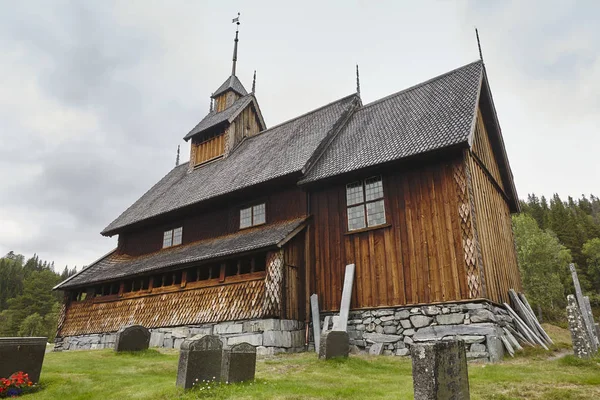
114, 325, 150, 352
0, 337, 47, 383
319, 331, 349, 359
221, 342, 257, 383
177, 335, 223, 389
411, 339, 470, 400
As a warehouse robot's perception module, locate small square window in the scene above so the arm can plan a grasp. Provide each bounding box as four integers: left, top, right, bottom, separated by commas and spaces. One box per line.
163, 227, 183, 248
239, 203, 266, 229
346, 176, 386, 231
240, 207, 252, 229
163, 230, 172, 248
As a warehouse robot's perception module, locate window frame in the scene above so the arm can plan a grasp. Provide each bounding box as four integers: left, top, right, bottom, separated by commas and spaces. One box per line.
345, 176, 387, 232
162, 226, 183, 249
239, 203, 266, 229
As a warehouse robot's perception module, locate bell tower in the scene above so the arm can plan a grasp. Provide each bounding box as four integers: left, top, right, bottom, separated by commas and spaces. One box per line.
183, 13, 266, 170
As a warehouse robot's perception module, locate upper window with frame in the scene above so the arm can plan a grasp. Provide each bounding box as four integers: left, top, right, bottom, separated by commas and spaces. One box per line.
163, 227, 183, 248
346, 176, 386, 231
240, 203, 266, 229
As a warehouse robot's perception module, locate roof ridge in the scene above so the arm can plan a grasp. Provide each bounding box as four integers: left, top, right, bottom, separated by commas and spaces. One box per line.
360, 60, 482, 111
245, 93, 357, 140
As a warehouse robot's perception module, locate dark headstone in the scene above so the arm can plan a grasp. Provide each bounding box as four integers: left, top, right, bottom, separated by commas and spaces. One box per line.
176, 335, 223, 389
221, 342, 257, 383
319, 331, 350, 359
0, 337, 47, 383
566, 295, 594, 359
114, 325, 150, 352
411, 339, 470, 400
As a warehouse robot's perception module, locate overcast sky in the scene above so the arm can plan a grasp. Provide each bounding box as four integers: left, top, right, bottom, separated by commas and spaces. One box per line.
1, 1, 598, 269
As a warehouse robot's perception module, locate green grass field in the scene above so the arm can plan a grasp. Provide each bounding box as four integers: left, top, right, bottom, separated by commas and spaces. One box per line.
26, 324, 600, 399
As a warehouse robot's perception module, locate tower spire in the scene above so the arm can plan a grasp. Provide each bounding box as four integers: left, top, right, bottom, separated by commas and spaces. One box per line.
252, 70, 256, 93
175, 145, 180, 166
475, 27, 484, 63
356, 64, 361, 97
231, 12, 241, 76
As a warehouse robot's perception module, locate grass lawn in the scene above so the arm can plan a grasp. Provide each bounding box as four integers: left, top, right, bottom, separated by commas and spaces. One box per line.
26, 325, 600, 400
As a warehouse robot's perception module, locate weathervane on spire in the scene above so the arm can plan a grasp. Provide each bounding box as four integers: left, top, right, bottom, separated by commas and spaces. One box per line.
231, 12, 241, 76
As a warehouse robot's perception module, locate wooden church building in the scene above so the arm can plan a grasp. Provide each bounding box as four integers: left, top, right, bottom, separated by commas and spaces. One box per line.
54, 26, 522, 358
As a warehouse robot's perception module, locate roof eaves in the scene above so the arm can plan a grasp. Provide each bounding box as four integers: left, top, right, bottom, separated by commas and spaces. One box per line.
53, 248, 117, 290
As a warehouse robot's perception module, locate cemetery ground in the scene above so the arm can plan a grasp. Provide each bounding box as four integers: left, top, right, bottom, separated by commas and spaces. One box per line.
27, 325, 600, 400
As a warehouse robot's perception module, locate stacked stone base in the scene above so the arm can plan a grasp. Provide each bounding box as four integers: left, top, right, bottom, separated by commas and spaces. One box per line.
326, 300, 513, 362
54, 319, 305, 356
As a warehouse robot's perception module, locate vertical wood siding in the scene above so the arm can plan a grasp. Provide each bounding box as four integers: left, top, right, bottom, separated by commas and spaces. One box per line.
467, 110, 522, 304
472, 109, 505, 192
310, 160, 469, 312
194, 134, 225, 165
120, 186, 307, 257
283, 232, 306, 321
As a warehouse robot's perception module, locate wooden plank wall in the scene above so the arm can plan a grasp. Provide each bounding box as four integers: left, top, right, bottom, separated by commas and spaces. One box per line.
467, 109, 522, 304
283, 232, 306, 321
119, 186, 307, 257
194, 134, 225, 165
310, 159, 470, 312
472, 109, 504, 192
233, 106, 261, 143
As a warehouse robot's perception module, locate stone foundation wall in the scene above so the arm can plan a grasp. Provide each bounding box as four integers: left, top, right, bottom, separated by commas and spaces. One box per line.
54, 319, 305, 356
322, 301, 513, 362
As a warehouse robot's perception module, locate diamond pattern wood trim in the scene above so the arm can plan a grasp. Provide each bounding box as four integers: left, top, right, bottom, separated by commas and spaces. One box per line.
263, 250, 283, 317
58, 279, 266, 337
453, 159, 481, 298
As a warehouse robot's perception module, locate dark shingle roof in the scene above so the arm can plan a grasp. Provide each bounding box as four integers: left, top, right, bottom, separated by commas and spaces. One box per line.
213, 75, 248, 97
300, 61, 483, 183
102, 94, 358, 235
59, 218, 306, 289
184, 94, 254, 140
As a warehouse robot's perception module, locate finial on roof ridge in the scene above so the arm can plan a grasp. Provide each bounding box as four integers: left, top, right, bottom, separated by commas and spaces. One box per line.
475, 27, 484, 64
252, 70, 256, 93
232, 12, 241, 76
356, 64, 361, 97
210, 94, 214, 112
175, 145, 180, 167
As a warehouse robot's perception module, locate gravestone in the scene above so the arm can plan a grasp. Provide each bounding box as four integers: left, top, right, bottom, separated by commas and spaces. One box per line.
176, 335, 223, 389
0, 337, 47, 383
566, 295, 594, 359
221, 342, 257, 383
319, 331, 349, 359
337, 264, 355, 331
569, 264, 598, 351
310, 294, 321, 353
410, 339, 470, 400
114, 325, 150, 352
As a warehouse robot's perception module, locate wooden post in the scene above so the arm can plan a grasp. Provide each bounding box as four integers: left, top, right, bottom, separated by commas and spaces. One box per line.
310, 294, 321, 353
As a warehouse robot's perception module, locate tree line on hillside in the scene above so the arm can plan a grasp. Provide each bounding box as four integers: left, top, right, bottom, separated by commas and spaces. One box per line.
514, 194, 600, 321
0, 252, 76, 340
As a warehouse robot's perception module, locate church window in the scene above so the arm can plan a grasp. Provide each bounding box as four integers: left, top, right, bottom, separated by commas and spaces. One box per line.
163, 227, 183, 248
346, 176, 386, 231
240, 203, 266, 229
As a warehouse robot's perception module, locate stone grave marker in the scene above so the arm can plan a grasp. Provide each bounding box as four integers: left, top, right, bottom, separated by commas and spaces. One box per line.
310, 294, 321, 353
410, 339, 470, 400
319, 331, 349, 359
337, 264, 355, 332
221, 342, 257, 383
569, 264, 598, 351
114, 325, 150, 352
0, 337, 47, 383
369, 342, 384, 356
566, 295, 594, 359
176, 335, 223, 389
